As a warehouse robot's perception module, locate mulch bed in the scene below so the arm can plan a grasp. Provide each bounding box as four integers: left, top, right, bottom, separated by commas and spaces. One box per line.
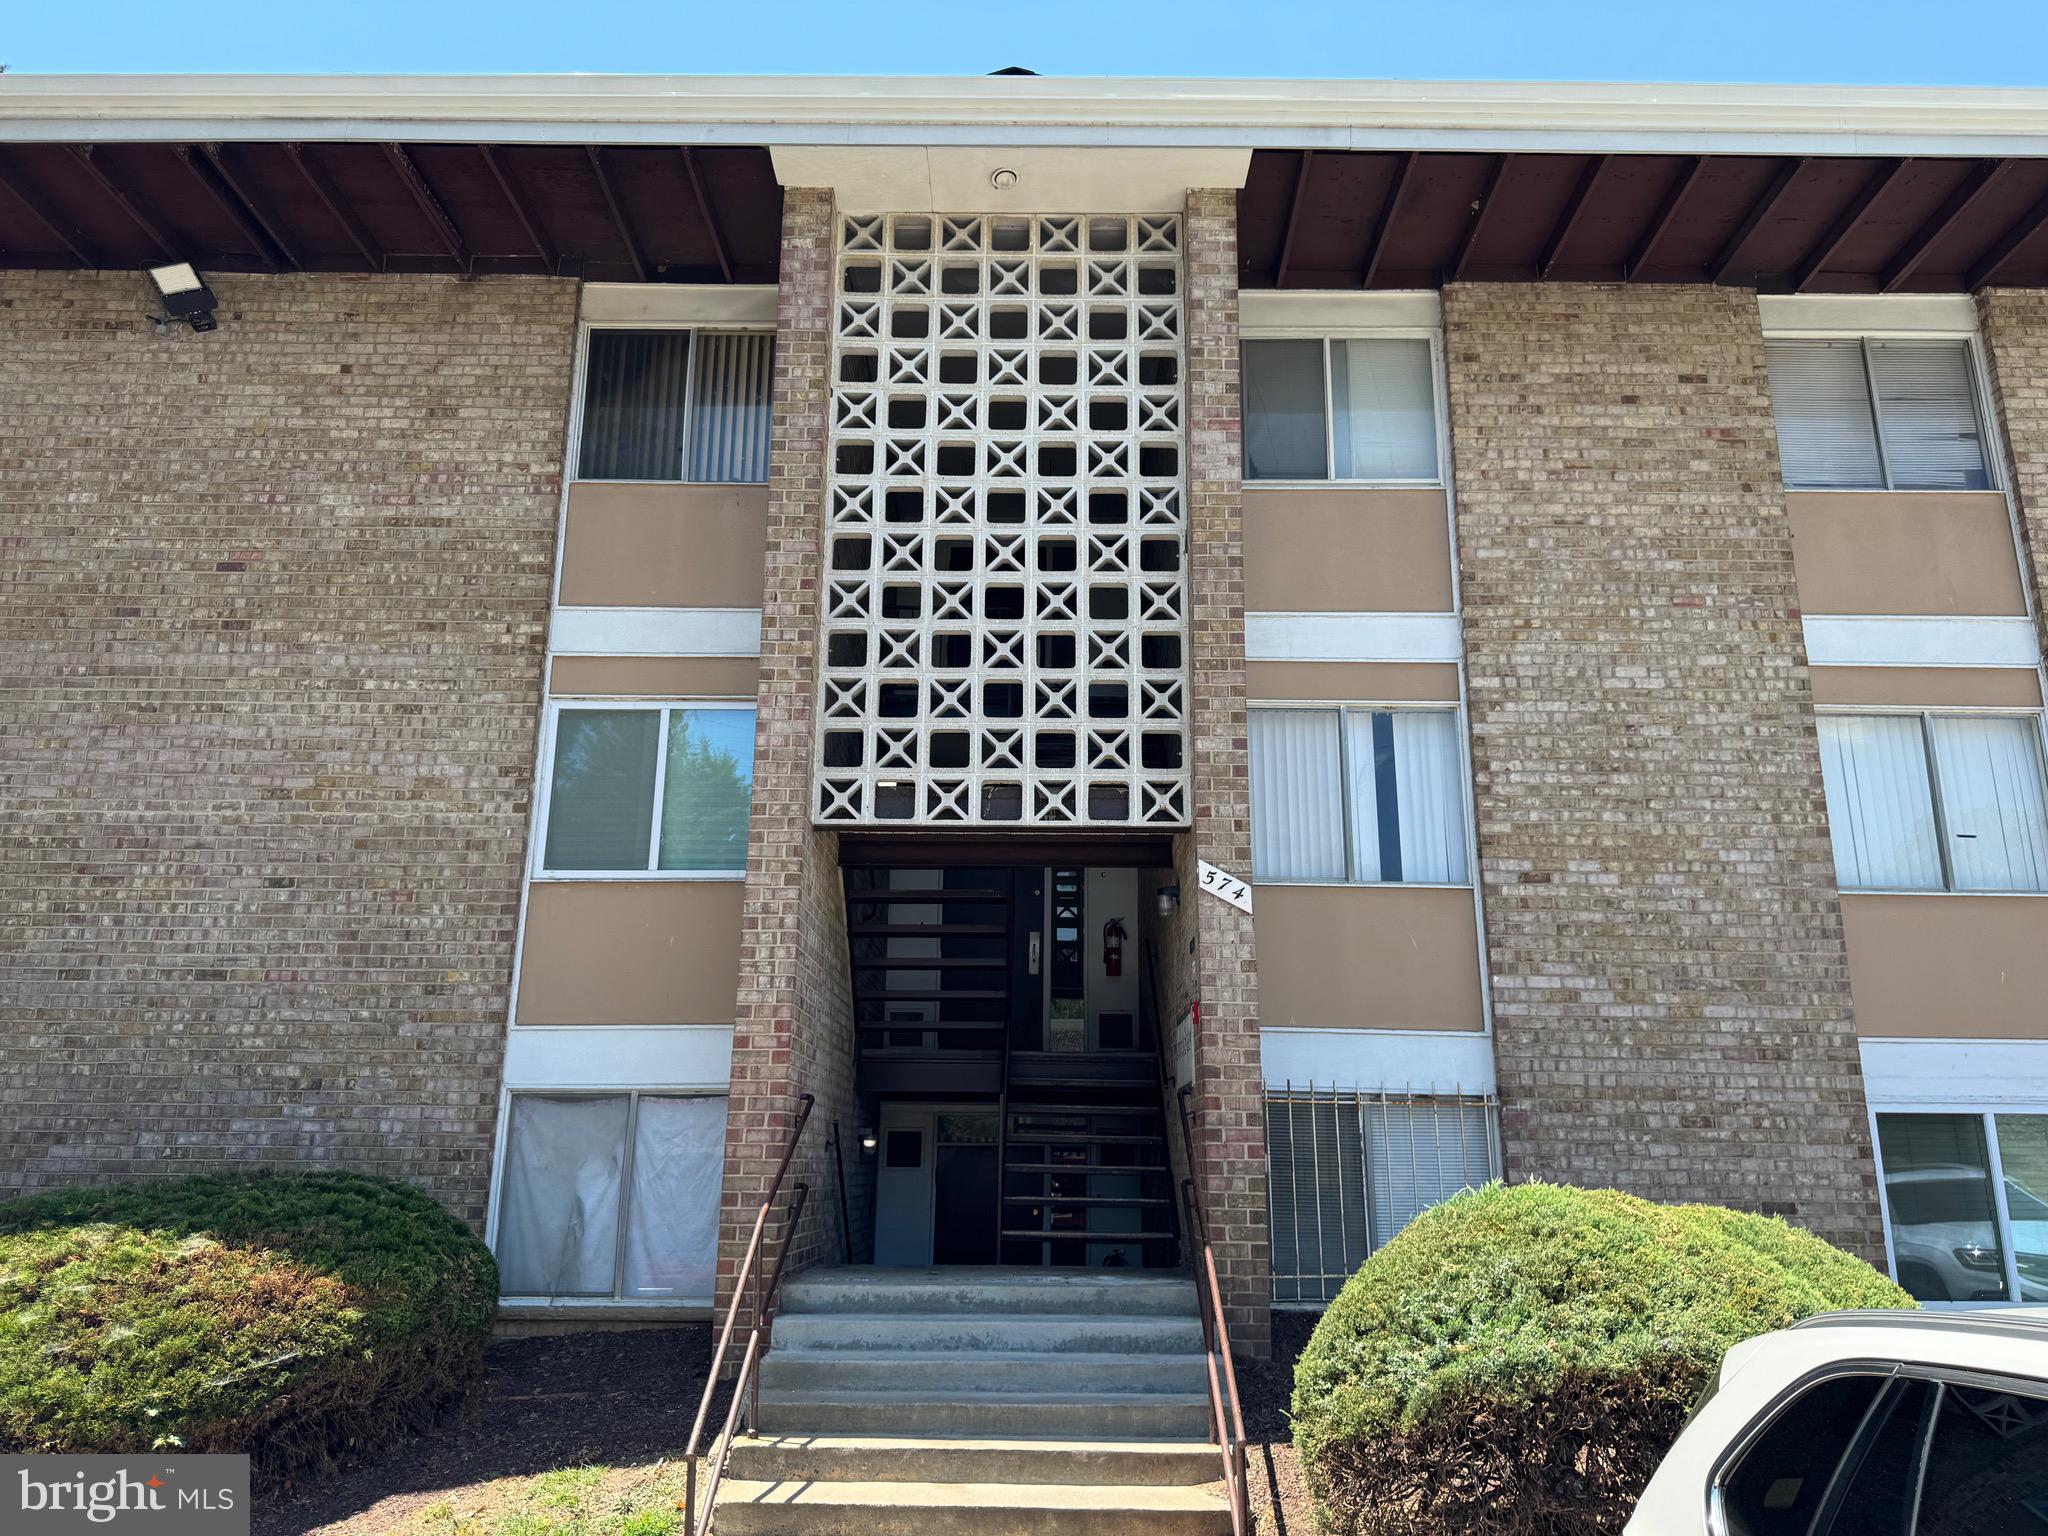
254, 1327, 726, 1536
1238, 1309, 1321, 1536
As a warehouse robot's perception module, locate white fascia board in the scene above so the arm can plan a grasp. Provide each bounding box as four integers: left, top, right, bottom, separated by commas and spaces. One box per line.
1262, 1027, 1496, 1095
1246, 612, 1464, 664
770, 145, 1252, 212
1759, 293, 1982, 337
1802, 615, 2040, 670
1860, 1037, 2048, 1108
12, 75, 2048, 157
582, 283, 777, 327
1240, 290, 1441, 334
503, 1024, 734, 1090
550, 606, 762, 657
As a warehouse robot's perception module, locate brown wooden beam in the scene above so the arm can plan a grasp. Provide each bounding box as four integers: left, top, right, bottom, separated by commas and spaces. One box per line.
681, 146, 733, 284
202, 144, 306, 271
1793, 158, 1907, 292
382, 143, 467, 266
286, 143, 382, 271
1449, 156, 1508, 282
1970, 185, 2048, 289
1884, 160, 2012, 292
1539, 155, 1607, 280
480, 146, 558, 271
173, 145, 279, 272
1623, 155, 1705, 280
66, 145, 178, 260
1273, 147, 1314, 288
1711, 156, 1808, 284
586, 146, 648, 283
0, 152, 98, 266
1360, 151, 1416, 289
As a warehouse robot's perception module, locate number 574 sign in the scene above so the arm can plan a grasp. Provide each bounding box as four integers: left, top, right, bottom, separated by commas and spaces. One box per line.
1197, 860, 1253, 914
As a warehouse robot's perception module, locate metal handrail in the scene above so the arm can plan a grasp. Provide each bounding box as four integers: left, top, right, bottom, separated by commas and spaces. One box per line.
684, 1091, 815, 1536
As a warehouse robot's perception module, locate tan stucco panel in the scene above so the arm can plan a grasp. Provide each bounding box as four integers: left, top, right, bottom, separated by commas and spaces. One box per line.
1244, 487, 1454, 613
1809, 665, 2042, 708
558, 483, 770, 608
1844, 893, 2048, 1039
550, 655, 762, 698
1246, 660, 1461, 702
516, 880, 743, 1025
1252, 883, 1484, 1031
1786, 491, 2025, 617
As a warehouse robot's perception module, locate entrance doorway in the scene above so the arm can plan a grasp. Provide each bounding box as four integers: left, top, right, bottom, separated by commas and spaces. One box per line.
845, 847, 1182, 1270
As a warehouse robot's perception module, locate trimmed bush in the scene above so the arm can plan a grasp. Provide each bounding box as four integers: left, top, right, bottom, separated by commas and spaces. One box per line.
1292, 1183, 1912, 1536
0, 1171, 497, 1484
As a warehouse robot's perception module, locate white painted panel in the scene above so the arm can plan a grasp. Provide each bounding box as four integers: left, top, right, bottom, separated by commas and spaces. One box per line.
1759, 293, 1979, 337
1245, 611, 1464, 664
1261, 1027, 1496, 1095
581, 284, 778, 327
1860, 1037, 2048, 1107
1239, 290, 1441, 334
502, 1025, 734, 1090
549, 606, 763, 657
1801, 615, 2039, 669
770, 145, 1252, 211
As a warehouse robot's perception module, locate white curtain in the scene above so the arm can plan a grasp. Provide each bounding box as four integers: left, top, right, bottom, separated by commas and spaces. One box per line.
1390, 711, 1468, 884
1928, 716, 2048, 892
1250, 709, 1346, 880
1817, 715, 1944, 890
1868, 340, 1992, 491
1364, 1099, 1497, 1251
496, 1094, 630, 1296
1330, 339, 1438, 481
687, 331, 775, 483
1766, 339, 1884, 489
1341, 711, 1387, 883
621, 1095, 730, 1302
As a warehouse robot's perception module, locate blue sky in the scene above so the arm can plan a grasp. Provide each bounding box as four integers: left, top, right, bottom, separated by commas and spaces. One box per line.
6, 0, 2048, 84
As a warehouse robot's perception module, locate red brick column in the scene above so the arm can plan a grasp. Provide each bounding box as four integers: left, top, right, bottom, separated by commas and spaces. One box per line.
1442, 283, 1880, 1259
716, 188, 863, 1332
1178, 188, 1271, 1354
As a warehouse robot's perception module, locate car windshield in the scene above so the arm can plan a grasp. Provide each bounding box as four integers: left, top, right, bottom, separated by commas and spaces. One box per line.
2006, 1178, 2048, 1222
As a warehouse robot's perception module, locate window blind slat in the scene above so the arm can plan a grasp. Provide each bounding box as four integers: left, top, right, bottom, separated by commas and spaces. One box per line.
1250, 709, 1347, 880
1928, 715, 2048, 892
1868, 340, 1993, 491
1817, 714, 1944, 890
1330, 338, 1438, 480
580, 330, 692, 481
1766, 339, 1884, 489
1390, 710, 1469, 884
688, 332, 775, 483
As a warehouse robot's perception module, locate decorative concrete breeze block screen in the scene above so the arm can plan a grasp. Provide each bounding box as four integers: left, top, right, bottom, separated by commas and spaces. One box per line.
815, 213, 1192, 828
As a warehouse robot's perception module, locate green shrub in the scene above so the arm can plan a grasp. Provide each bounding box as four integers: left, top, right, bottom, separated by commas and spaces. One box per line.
0, 1171, 497, 1484
1292, 1183, 1912, 1536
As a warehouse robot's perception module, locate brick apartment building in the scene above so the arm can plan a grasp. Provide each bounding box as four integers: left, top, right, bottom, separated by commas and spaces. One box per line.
8, 75, 2048, 1372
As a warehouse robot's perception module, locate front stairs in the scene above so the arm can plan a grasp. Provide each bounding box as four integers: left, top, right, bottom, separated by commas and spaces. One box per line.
711, 1266, 1232, 1534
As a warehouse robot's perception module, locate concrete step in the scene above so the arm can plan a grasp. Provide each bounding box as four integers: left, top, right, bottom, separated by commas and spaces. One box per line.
771, 1310, 1204, 1354
756, 1388, 1216, 1440
727, 1434, 1223, 1486
778, 1267, 1197, 1318
713, 1478, 1232, 1535
760, 1348, 1208, 1396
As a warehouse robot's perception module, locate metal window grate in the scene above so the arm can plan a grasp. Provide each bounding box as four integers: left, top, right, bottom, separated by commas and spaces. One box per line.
814, 213, 1191, 828
1265, 1086, 1501, 1304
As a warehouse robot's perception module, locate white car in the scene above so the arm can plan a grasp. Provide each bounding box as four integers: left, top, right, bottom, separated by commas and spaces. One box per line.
1883, 1163, 2048, 1303
1627, 1309, 2048, 1534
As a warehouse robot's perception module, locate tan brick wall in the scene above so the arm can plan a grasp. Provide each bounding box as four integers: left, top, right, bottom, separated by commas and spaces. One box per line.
1179, 188, 1272, 1352
1976, 290, 2048, 662
717, 188, 869, 1330
0, 271, 579, 1223
1441, 283, 1881, 1257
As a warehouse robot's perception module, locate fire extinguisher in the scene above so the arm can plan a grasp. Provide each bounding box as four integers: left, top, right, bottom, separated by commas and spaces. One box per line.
1102, 918, 1127, 977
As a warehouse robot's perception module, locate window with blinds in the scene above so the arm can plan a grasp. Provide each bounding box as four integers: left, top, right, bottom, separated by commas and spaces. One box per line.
1242, 336, 1439, 482
1764, 337, 1994, 491
1249, 705, 1469, 884
1266, 1089, 1499, 1304
577, 328, 775, 483
1817, 712, 2048, 892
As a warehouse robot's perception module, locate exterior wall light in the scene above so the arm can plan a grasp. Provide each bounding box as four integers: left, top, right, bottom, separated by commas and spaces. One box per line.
1157, 884, 1181, 916
858, 1126, 878, 1154
146, 262, 218, 333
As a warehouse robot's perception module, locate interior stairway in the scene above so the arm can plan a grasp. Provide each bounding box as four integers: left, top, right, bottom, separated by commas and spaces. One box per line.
715, 1267, 1230, 1535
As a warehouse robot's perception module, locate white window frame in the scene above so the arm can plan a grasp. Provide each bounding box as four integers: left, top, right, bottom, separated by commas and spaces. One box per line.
1238, 328, 1448, 488
1817, 704, 2048, 895
1869, 1103, 2048, 1309
489, 1085, 728, 1308
531, 698, 755, 882
568, 320, 777, 487
1764, 329, 2001, 494
1249, 699, 1475, 889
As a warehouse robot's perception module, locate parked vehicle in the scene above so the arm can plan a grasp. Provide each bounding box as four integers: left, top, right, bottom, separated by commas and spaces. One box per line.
1627, 1310, 2048, 1534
